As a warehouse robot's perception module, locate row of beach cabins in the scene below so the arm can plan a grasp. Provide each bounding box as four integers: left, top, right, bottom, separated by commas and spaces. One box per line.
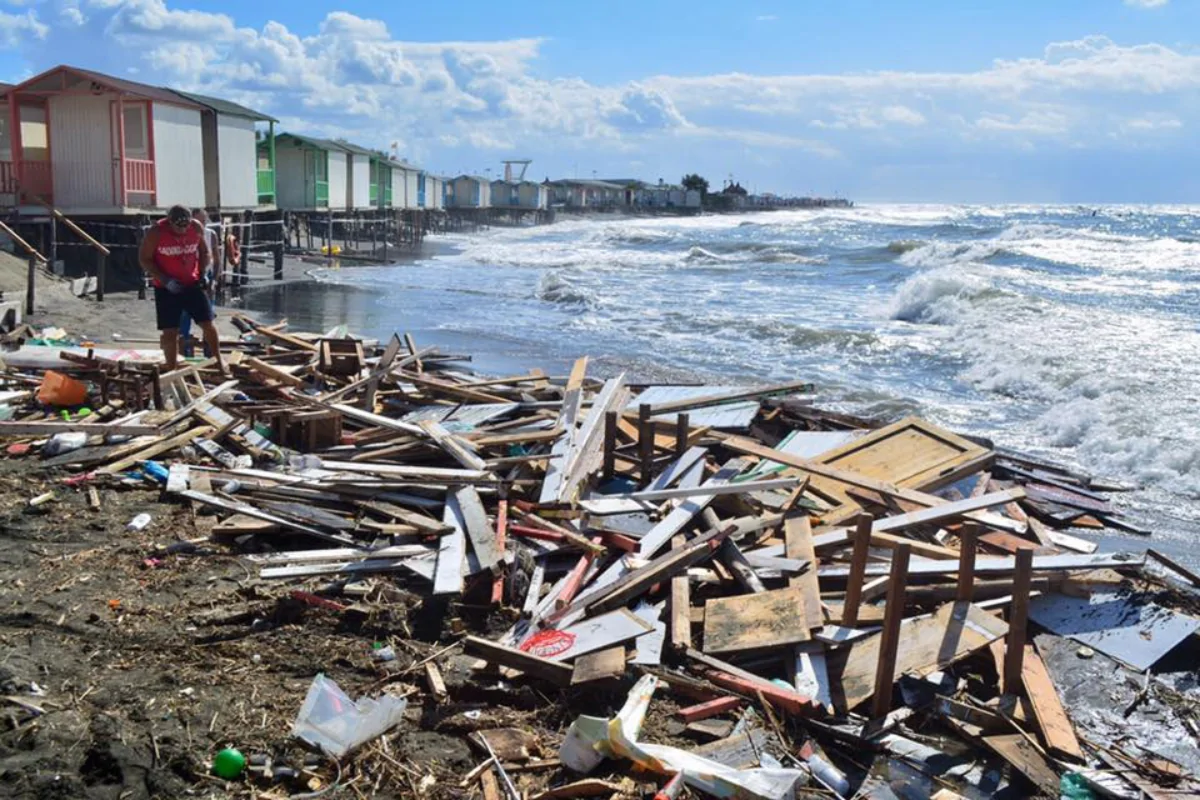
0, 63, 558, 218
0, 63, 713, 221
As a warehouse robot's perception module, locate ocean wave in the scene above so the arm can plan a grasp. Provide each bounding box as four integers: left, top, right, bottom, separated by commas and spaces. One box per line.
535, 271, 597, 307
884, 267, 1011, 324
887, 240, 925, 254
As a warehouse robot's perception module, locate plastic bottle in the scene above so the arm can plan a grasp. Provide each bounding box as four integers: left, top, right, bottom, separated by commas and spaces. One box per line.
127, 513, 152, 531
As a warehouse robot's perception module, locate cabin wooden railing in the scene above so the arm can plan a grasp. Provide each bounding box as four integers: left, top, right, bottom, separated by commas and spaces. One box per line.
256, 168, 275, 204
124, 158, 156, 196
0, 161, 16, 195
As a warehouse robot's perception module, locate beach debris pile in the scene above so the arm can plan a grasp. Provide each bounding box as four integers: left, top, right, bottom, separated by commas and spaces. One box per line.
1, 313, 1198, 799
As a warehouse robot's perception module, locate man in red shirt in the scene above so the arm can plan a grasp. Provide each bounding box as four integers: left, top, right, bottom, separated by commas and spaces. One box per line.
138, 205, 226, 373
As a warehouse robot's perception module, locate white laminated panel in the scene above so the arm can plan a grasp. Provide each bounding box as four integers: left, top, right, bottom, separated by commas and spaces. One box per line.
153, 103, 205, 209
326, 150, 347, 210
216, 115, 258, 208
349, 154, 371, 209
274, 145, 307, 209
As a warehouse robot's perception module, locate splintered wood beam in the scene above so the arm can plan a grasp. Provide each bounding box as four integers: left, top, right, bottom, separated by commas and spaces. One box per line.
669, 534, 692, 652
871, 543, 911, 720
785, 513, 823, 631
1002, 548, 1034, 691
456, 486, 501, 574
957, 523, 979, 602
462, 636, 573, 687
841, 513, 873, 627
1022, 645, 1084, 763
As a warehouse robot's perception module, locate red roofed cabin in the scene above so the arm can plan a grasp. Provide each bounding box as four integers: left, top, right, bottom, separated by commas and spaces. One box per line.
0, 65, 275, 215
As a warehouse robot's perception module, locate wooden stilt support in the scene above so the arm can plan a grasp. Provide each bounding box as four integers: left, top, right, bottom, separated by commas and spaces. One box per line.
957, 522, 978, 602
870, 542, 911, 720
638, 403, 654, 487
842, 513, 874, 627
25, 256, 35, 315
1003, 548, 1034, 692
674, 413, 689, 460
602, 410, 617, 482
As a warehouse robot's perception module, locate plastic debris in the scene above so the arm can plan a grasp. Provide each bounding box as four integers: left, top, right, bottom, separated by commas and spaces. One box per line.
291, 673, 407, 757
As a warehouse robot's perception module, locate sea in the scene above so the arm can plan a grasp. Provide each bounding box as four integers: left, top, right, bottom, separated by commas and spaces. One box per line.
241, 204, 1200, 565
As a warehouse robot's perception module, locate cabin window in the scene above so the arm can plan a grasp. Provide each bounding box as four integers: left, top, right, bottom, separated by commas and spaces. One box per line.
122, 104, 149, 159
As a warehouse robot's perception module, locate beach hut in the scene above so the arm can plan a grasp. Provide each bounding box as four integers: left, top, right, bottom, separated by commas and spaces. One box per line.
272, 134, 347, 210
336, 141, 375, 210
171, 90, 277, 210
422, 174, 445, 210
390, 159, 421, 209
0, 64, 211, 213
448, 175, 491, 208
490, 180, 519, 207
518, 181, 549, 210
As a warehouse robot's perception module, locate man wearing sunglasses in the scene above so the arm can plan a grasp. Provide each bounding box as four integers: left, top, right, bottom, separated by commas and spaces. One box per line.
138, 204, 227, 373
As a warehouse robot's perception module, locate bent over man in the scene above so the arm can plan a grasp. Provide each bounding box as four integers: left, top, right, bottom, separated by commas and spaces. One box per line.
138, 204, 227, 373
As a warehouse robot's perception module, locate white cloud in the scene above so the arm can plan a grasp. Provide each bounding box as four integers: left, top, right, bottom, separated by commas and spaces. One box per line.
0, 8, 47, 45
755, 15, 777, 22
0, 3, 1195, 190
1124, 0, 1168, 8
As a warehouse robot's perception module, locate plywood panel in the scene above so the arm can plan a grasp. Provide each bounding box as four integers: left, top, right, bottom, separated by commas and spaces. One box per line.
327, 150, 347, 210
702, 585, 809, 654
810, 416, 991, 525
829, 601, 1007, 711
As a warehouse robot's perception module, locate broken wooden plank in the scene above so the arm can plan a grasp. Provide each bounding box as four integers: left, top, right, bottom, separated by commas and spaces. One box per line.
702, 585, 809, 654
418, 419, 488, 471
676, 696, 743, 723
829, 601, 1009, 712
1022, 645, 1084, 763
433, 493, 468, 595
870, 543, 911, 720
0, 421, 161, 437
462, 636, 573, 687
456, 486, 501, 574
181, 489, 354, 546
669, 534, 691, 652
570, 647, 626, 685
521, 609, 652, 662
578, 477, 802, 515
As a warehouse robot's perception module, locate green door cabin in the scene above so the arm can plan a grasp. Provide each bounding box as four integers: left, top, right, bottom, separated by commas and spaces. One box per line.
272, 133, 351, 210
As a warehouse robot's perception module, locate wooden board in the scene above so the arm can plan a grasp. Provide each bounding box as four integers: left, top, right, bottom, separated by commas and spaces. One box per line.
1022, 646, 1084, 762
522, 609, 652, 662
433, 493, 467, 595
784, 515, 823, 630
462, 636, 573, 687
702, 585, 810, 654
570, 647, 626, 684
455, 486, 501, 574
829, 601, 1008, 711
980, 733, 1060, 797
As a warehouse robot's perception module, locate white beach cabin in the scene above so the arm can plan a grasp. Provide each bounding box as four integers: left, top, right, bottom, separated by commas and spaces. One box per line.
171, 90, 277, 211
1, 65, 209, 213
422, 175, 445, 210
390, 159, 421, 209
448, 175, 491, 208
337, 141, 375, 210
273, 134, 348, 210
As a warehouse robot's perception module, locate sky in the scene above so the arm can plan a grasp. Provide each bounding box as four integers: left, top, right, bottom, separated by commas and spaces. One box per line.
1, 0, 1198, 202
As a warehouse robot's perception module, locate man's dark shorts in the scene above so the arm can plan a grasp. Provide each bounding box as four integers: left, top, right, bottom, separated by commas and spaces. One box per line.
154, 285, 213, 331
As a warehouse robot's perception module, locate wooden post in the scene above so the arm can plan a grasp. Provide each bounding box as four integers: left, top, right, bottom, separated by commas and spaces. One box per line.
382, 212, 389, 262
326, 213, 334, 264
95, 248, 106, 302
871, 543, 911, 720
957, 523, 978, 602
602, 410, 617, 483
48, 216, 57, 269
239, 212, 251, 288
273, 213, 284, 281
1003, 548, 1034, 692
674, 412, 689, 460
25, 256, 35, 315
137, 216, 148, 299
638, 403, 654, 487
842, 513, 873, 627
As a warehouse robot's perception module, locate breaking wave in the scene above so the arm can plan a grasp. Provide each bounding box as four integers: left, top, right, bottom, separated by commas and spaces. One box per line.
535, 271, 596, 307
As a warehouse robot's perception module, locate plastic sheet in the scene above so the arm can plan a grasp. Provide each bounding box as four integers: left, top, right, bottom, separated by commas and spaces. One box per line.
291, 673, 407, 757
561, 674, 808, 800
